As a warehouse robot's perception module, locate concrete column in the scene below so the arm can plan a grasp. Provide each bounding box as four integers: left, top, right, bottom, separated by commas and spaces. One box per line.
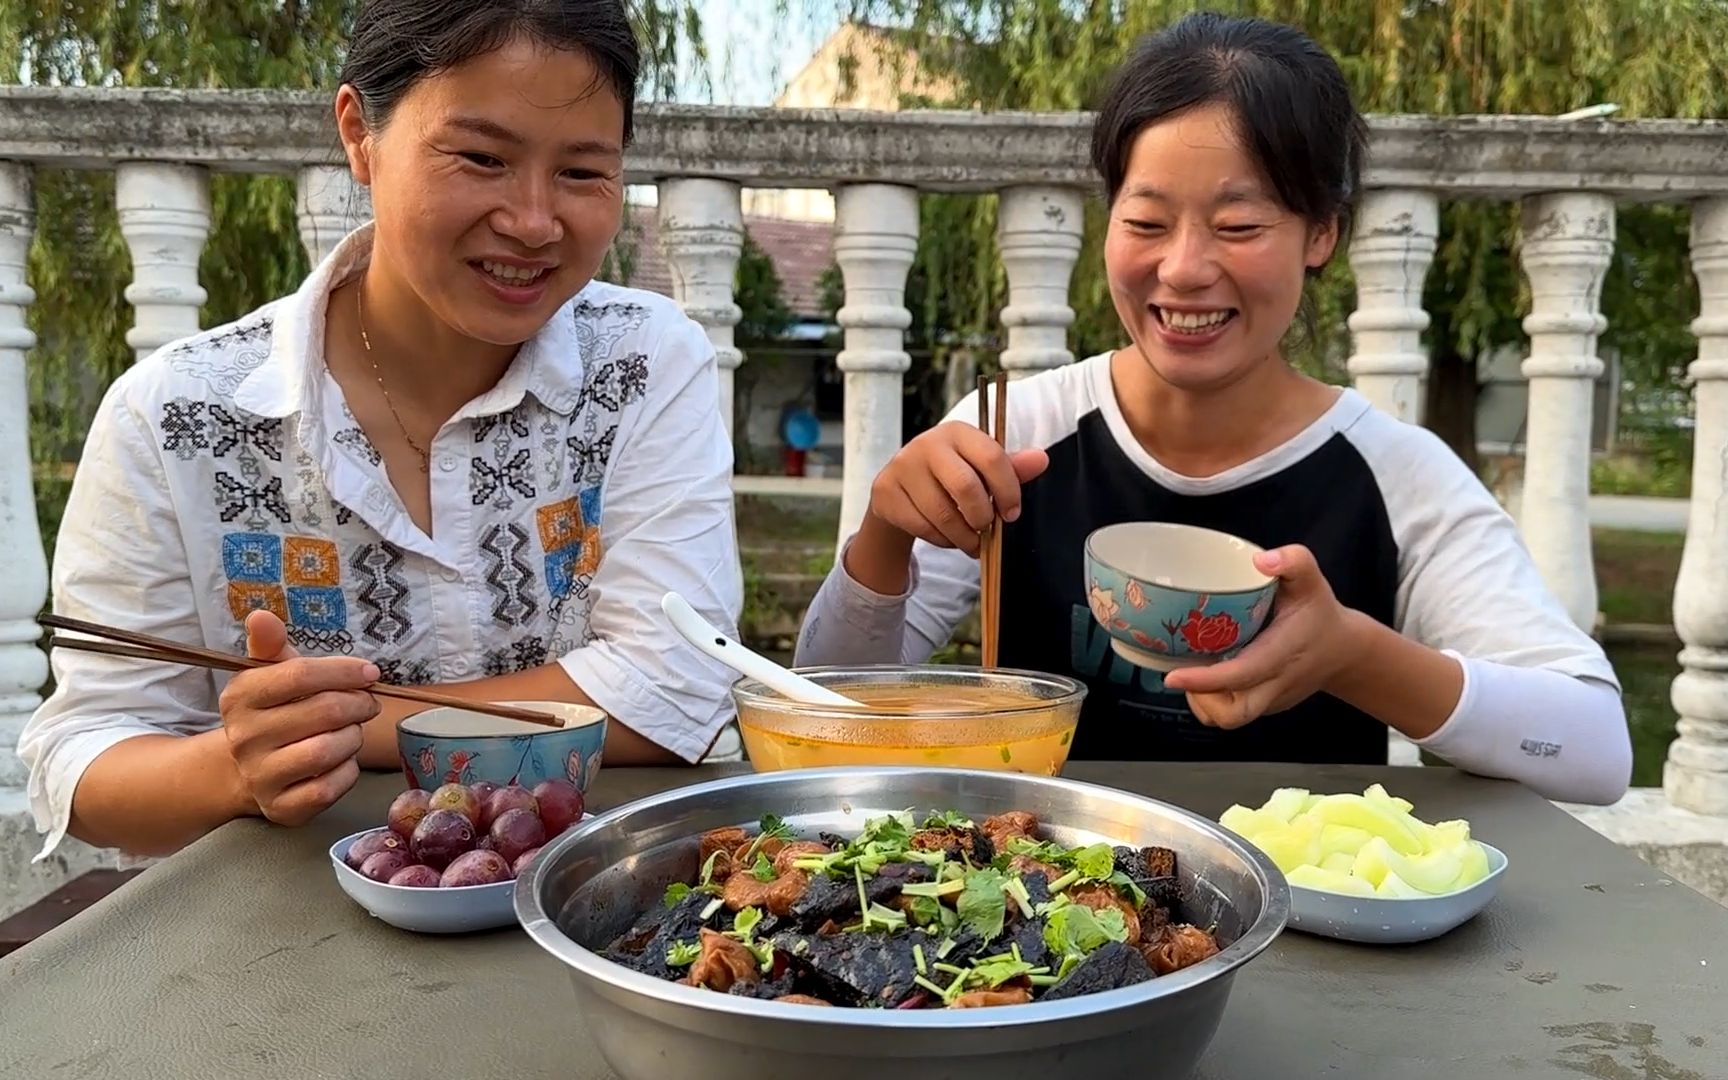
117, 163, 211, 361
657, 178, 744, 436
295, 165, 370, 265
0, 162, 46, 792
833, 184, 919, 553
997, 185, 1084, 375
1666, 197, 1728, 817
1346, 189, 1439, 424
1518, 192, 1615, 630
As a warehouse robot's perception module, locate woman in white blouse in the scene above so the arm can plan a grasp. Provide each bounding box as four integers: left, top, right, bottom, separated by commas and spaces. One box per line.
20, 0, 743, 858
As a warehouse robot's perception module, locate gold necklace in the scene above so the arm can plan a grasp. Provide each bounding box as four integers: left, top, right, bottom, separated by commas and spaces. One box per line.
355, 280, 430, 473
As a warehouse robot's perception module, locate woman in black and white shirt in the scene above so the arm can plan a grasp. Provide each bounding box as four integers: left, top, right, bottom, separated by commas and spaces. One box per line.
797, 13, 1631, 805
22, 0, 743, 859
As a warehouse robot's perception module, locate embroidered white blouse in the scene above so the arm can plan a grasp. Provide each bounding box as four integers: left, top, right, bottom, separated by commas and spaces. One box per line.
20, 225, 745, 858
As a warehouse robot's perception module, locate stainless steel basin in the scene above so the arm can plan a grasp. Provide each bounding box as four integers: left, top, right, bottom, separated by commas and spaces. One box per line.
515, 766, 1288, 1080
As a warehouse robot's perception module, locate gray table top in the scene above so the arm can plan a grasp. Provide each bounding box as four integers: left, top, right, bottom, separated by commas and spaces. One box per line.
2, 763, 1723, 1079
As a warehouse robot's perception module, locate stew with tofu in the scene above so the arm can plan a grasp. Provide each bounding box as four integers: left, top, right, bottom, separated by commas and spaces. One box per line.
600, 808, 1222, 1008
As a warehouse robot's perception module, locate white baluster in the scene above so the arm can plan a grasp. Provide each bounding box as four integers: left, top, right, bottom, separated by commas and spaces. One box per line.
1517, 193, 1614, 630
998, 185, 1084, 375
833, 184, 919, 552
296, 165, 370, 265
0, 163, 46, 790
1666, 197, 1728, 817
1344, 190, 1442, 767
1347, 189, 1439, 423
116, 163, 211, 361
657, 178, 744, 435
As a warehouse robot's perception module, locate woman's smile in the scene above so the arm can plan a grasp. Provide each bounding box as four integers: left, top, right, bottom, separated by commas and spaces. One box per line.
469, 257, 557, 307
1148, 304, 1240, 348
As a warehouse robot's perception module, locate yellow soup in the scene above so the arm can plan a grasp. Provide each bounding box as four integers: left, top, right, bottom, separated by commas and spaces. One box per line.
736, 681, 1079, 774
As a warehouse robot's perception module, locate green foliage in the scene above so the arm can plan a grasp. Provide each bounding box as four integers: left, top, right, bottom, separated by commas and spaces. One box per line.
735, 229, 795, 345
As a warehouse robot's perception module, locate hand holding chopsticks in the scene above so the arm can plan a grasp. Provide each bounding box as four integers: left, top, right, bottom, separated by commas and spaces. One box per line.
40, 613, 565, 728
40, 612, 567, 827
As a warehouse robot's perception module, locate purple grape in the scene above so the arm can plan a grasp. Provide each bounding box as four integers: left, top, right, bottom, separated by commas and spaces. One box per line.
490, 808, 547, 865
428, 783, 480, 826
410, 809, 477, 870
510, 847, 543, 878
468, 780, 499, 809
387, 865, 442, 888
345, 829, 408, 869
359, 850, 413, 883
440, 849, 510, 887
532, 779, 584, 836
387, 789, 432, 839
481, 785, 537, 831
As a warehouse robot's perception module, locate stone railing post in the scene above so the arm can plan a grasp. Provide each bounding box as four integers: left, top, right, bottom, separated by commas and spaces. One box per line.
1517, 193, 1614, 630
998, 185, 1084, 375
0, 163, 46, 791
833, 184, 919, 552
296, 165, 370, 265
657, 178, 744, 436
116, 163, 211, 361
1346, 189, 1439, 424
1667, 197, 1728, 816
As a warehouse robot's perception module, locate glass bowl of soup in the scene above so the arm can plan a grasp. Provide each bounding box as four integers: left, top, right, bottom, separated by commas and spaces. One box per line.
730, 665, 1087, 774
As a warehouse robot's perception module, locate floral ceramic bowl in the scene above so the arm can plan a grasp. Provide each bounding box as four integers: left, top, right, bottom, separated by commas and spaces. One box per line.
397, 700, 607, 794
1083, 522, 1278, 671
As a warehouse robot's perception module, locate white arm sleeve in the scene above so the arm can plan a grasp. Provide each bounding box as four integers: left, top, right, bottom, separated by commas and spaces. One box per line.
1414, 654, 1631, 805
1347, 409, 1631, 805
793, 533, 978, 665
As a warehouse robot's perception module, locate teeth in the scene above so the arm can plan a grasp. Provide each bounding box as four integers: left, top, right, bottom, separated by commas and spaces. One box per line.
480, 261, 548, 283
1160, 308, 1231, 332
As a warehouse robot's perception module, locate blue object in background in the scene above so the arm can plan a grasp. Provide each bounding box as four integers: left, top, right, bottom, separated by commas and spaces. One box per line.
781, 408, 821, 450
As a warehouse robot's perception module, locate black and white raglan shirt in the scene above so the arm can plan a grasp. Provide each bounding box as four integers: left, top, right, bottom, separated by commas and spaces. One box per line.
796, 352, 1632, 805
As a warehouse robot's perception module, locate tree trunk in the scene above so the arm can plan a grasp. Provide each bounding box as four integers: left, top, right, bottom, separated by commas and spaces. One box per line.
1424, 342, 1480, 473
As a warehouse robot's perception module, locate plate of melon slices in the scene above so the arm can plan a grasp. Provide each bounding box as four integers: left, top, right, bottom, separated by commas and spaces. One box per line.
1218, 784, 1507, 945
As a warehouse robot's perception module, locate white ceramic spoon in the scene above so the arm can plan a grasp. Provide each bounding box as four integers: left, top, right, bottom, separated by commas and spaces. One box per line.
660, 591, 862, 707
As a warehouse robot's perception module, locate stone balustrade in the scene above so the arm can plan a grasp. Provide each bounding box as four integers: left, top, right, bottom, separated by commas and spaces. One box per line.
1, 89, 1726, 915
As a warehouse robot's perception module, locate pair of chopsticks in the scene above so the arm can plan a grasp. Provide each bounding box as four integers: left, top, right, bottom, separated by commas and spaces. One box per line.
976, 372, 1008, 669
39, 613, 565, 728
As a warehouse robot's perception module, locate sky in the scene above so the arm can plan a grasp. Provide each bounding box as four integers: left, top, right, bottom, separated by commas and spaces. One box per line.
672, 0, 846, 106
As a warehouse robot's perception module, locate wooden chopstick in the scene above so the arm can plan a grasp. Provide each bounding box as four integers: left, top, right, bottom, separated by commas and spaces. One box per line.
40, 614, 566, 728
976, 372, 1008, 668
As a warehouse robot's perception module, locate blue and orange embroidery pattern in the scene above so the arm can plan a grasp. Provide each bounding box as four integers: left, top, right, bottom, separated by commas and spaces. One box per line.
222, 532, 352, 650
535, 487, 603, 600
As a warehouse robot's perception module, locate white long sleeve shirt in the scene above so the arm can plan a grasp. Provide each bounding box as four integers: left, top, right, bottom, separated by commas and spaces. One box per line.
20, 225, 744, 858
796, 354, 1632, 805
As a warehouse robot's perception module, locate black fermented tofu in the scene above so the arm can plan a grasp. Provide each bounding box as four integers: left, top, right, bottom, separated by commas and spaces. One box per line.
773, 930, 924, 1007
602, 891, 715, 979
789, 861, 930, 929
1037, 941, 1154, 1001
1113, 845, 1181, 911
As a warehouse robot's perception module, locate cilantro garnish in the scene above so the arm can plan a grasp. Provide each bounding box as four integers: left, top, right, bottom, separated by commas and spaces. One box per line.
750, 853, 776, 882
722, 906, 775, 971
665, 939, 701, 967
1005, 837, 1139, 904
1107, 870, 1148, 908
741, 814, 796, 865
956, 868, 1008, 945
1071, 844, 1115, 881
906, 895, 944, 928
915, 942, 1051, 1005
1043, 903, 1129, 963
921, 810, 974, 830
